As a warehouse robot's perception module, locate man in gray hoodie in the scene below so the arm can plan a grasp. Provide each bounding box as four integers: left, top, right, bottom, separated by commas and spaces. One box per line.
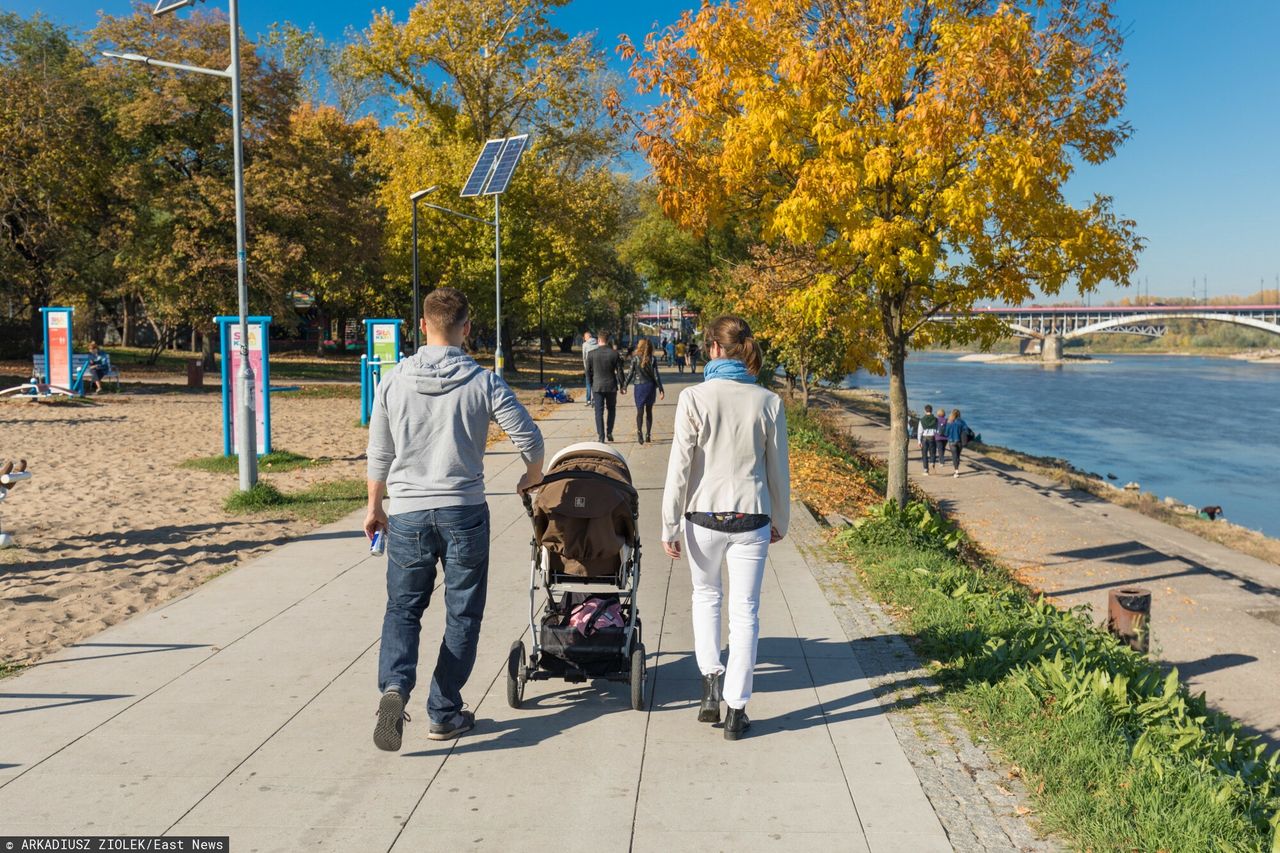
365, 287, 544, 751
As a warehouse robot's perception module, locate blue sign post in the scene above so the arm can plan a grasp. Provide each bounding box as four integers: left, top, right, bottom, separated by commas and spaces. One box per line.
361, 318, 404, 425
215, 315, 272, 457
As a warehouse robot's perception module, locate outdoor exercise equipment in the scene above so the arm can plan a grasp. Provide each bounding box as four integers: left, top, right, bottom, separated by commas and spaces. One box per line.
0, 459, 32, 549
215, 315, 272, 457
0, 307, 86, 399
360, 318, 404, 426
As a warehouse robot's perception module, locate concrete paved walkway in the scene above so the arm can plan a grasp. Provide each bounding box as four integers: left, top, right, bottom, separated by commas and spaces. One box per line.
824, 400, 1280, 748
1, 375, 951, 852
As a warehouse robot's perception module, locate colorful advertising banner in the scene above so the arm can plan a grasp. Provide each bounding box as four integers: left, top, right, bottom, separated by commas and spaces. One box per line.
41, 307, 74, 390
216, 316, 272, 457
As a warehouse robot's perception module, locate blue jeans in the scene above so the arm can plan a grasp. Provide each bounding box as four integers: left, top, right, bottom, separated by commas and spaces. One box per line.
378, 503, 490, 724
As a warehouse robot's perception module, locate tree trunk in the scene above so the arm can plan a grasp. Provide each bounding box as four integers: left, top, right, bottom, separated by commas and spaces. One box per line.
886, 345, 910, 507
800, 368, 810, 409
201, 326, 215, 366
122, 296, 134, 346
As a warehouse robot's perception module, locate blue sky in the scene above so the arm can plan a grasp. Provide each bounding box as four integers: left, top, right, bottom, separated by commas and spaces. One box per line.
12, 0, 1280, 302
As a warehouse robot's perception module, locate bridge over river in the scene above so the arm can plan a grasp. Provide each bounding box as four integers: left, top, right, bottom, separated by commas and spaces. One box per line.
939, 304, 1280, 360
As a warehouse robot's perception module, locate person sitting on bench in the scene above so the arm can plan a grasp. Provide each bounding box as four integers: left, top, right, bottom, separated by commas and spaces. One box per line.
86, 343, 111, 394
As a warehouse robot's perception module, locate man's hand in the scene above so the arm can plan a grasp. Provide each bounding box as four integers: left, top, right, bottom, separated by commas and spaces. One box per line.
364, 504, 387, 540
517, 460, 543, 495
770, 526, 783, 544
663, 540, 681, 559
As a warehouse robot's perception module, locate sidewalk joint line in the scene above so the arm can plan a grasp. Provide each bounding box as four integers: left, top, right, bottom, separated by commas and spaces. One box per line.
627, 551, 673, 853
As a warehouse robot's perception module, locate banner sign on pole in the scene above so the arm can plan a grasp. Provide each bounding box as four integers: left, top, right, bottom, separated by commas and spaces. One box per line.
216, 315, 272, 457
40, 307, 75, 391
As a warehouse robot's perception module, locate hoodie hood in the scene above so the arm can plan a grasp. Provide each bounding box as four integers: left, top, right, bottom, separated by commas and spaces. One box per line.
399, 345, 484, 395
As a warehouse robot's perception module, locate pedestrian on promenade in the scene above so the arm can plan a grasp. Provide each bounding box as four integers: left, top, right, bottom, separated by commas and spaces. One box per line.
625, 337, 665, 444
365, 287, 545, 751
688, 341, 700, 372
586, 330, 627, 442
917, 404, 938, 475
933, 405, 950, 468
661, 315, 790, 741
665, 338, 675, 366
943, 408, 969, 478
581, 331, 599, 407
675, 340, 687, 373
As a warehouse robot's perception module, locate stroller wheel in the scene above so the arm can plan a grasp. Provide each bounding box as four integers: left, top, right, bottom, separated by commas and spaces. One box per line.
507, 640, 527, 709
630, 643, 646, 711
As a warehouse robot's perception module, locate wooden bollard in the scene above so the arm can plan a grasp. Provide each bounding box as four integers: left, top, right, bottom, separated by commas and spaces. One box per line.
1107, 587, 1152, 654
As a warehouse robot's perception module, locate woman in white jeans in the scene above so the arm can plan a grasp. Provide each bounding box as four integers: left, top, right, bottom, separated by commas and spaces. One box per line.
661, 315, 790, 740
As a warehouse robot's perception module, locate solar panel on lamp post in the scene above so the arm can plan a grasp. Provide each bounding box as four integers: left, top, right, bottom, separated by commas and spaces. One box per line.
420, 135, 529, 379
104, 0, 257, 491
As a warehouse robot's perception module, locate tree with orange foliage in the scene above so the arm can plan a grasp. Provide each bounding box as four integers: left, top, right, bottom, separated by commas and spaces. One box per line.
621, 0, 1142, 507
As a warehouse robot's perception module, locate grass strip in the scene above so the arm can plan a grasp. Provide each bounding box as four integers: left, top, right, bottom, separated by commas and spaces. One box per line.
0, 660, 25, 679
181, 450, 325, 475
223, 478, 365, 524
789, 403, 1280, 851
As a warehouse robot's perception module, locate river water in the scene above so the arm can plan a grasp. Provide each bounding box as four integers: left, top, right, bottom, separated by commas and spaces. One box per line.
844, 353, 1280, 538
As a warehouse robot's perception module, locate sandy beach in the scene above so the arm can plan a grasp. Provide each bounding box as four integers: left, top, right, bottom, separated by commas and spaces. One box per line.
0, 388, 374, 664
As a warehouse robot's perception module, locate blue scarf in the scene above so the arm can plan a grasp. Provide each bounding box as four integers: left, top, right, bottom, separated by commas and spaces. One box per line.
702, 358, 756, 384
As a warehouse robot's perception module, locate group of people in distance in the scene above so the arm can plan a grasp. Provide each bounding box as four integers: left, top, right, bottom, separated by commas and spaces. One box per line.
365, 289, 787, 748
915, 404, 972, 478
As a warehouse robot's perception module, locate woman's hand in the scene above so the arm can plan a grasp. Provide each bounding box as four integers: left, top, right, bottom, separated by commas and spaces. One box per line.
662, 540, 681, 559
658, 391, 665, 400
770, 526, 783, 543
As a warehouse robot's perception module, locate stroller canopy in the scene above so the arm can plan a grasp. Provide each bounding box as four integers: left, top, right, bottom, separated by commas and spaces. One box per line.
531, 443, 637, 578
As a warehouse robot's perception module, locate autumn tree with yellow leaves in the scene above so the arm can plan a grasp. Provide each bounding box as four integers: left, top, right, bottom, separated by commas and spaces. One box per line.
622, 0, 1142, 507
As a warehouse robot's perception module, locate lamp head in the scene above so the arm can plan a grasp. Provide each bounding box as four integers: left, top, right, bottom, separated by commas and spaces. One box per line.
153, 0, 198, 16
102, 51, 149, 63
410, 186, 439, 201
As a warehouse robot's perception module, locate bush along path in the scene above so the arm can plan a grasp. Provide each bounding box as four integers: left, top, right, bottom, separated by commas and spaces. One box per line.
786, 404, 1280, 853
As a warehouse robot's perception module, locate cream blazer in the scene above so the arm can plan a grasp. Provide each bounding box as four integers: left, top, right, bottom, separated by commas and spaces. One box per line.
661, 379, 790, 543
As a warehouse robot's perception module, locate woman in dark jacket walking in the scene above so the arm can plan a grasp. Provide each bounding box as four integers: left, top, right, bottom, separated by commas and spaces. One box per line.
625, 337, 665, 444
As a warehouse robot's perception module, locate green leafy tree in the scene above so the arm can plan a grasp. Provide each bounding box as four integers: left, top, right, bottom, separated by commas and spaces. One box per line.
0, 13, 116, 350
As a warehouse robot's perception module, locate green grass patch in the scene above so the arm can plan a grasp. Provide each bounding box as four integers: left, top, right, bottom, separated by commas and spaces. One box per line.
832, 501, 1280, 851
224, 478, 364, 524
790, 406, 1280, 850
0, 660, 25, 679
181, 450, 325, 475
286, 383, 361, 399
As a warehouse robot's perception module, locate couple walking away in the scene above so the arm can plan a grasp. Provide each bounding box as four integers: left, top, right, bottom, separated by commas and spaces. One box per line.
365, 298, 789, 748
916, 404, 971, 477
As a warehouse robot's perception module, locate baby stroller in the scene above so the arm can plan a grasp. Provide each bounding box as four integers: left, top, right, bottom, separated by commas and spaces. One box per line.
512, 442, 645, 710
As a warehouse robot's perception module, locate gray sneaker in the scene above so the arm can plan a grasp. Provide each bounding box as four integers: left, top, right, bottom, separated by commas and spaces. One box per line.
373, 690, 409, 752
427, 709, 476, 741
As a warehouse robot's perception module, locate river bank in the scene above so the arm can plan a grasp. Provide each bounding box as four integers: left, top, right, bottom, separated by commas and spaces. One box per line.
828, 385, 1280, 568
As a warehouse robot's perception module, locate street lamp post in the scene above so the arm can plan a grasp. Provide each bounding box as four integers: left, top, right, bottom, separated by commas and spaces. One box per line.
104, 0, 256, 491
414, 187, 509, 374
409, 187, 436, 351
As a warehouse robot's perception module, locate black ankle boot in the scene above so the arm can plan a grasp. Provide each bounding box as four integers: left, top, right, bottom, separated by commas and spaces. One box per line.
637, 429, 644, 444
698, 673, 721, 723
724, 706, 750, 740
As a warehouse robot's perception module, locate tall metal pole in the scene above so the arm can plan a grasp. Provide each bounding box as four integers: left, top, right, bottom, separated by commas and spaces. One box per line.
538, 277, 544, 385
494, 195, 503, 378
228, 0, 256, 490
411, 199, 421, 350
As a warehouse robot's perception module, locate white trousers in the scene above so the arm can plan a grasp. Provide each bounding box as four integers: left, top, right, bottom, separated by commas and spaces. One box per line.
685, 522, 771, 710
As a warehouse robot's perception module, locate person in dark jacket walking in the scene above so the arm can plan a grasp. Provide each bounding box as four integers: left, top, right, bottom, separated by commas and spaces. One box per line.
624, 337, 665, 444
586, 331, 626, 442
917, 404, 938, 475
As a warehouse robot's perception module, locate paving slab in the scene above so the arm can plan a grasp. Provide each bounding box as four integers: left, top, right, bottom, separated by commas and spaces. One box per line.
1, 374, 954, 850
